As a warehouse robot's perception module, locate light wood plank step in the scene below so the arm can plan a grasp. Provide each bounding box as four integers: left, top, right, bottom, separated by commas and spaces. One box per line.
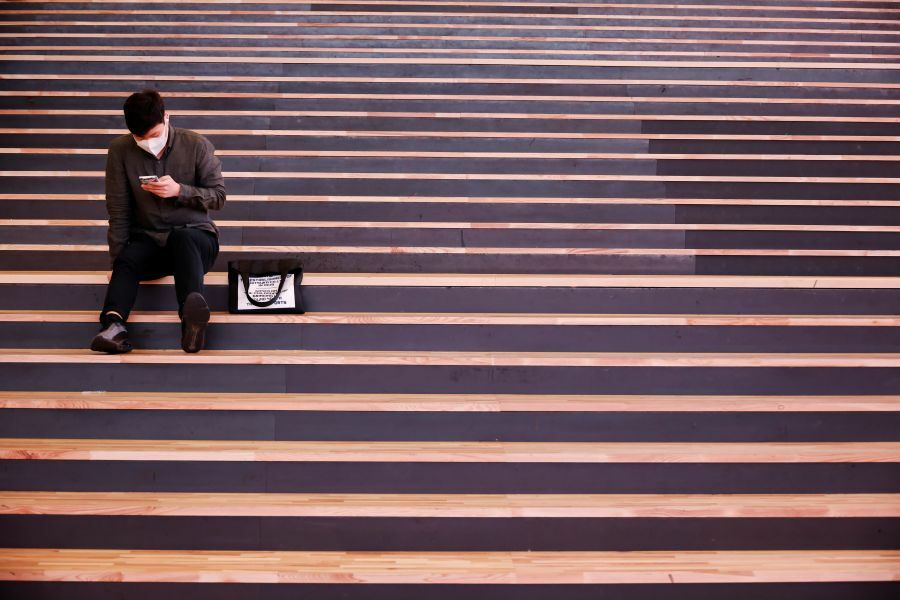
2, 491, 898, 518
6, 272, 900, 288
5, 310, 900, 326
15, 0, 900, 12
8, 219, 900, 233
9, 244, 900, 257
6, 131, 899, 144
8, 38, 900, 55
2, 28, 897, 46
1, 548, 897, 584
5, 171, 898, 185
3, 193, 899, 207
9, 109, 900, 122
5, 91, 900, 104
9, 5, 900, 23
5, 46, 900, 61
6, 75, 897, 92
4, 348, 900, 367
2, 439, 897, 462
3, 390, 899, 412
7, 149, 900, 161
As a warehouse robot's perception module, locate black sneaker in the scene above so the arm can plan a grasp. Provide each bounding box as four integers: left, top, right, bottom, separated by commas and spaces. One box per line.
90, 321, 133, 354
181, 292, 210, 353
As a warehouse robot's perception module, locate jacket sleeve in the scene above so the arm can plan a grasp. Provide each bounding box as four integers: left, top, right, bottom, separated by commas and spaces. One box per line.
176, 137, 226, 211
105, 142, 132, 263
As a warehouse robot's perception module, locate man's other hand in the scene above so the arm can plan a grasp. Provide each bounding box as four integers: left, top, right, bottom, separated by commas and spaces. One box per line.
141, 175, 181, 199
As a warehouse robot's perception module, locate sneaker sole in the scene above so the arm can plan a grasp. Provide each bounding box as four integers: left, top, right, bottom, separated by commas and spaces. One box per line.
181, 292, 210, 353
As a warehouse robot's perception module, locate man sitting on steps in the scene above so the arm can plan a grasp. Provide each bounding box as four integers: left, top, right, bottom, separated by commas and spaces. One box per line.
90, 89, 226, 354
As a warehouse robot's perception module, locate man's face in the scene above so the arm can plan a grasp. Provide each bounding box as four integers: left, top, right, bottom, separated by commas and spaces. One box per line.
132, 113, 167, 142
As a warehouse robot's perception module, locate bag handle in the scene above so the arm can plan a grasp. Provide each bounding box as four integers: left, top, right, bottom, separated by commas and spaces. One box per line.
238, 269, 289, 308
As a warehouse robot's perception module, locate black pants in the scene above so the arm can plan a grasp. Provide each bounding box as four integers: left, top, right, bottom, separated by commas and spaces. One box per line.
101, 228, 219, 324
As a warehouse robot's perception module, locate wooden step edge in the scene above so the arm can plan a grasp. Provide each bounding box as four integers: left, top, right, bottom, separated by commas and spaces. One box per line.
11, 2, 899, 17
4, 272, 900, 288
5, 348, 900, 367
5, 92, 900, 104
2, 391, 899, 412
9, 8, 900, 26
3, 194, 900, 207
9, 219, 900, 233
7, 171, 900, 184
8, 33, 900, 52
2, 25, 897, 41
0, 87, 900, 101
6, 74, 899, 91
9, 149, 900, 160
5, 310, 900, 327
19, 0, 900, 9
6, 131, 900, 143
2, 491, 898, 518
9, 109, 900, 122
8, 244, 900, 257
8, 45, 900, 62
15, 220, 900, 233
2, 439, 898, 463
2, 548, 898, 584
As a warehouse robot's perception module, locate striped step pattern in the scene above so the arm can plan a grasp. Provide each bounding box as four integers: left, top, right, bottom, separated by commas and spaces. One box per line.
1, 0, 900, 598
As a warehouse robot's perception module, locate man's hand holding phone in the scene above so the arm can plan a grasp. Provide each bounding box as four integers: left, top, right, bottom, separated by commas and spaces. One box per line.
140, 175, 181, 199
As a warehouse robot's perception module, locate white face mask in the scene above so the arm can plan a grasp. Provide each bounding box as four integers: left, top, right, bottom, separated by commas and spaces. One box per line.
135, 116, 169, 156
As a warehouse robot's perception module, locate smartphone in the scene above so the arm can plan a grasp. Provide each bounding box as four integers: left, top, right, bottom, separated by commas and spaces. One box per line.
139, 175, 159, 184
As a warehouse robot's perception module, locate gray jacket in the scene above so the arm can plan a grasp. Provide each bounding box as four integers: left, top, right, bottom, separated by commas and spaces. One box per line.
105, 124, 226, 261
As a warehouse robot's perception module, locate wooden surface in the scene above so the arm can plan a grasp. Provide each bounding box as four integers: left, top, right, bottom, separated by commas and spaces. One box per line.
10, 148, 900, 160
1, 548, 898, 584
8, 348, 900, 367
7, 34, 898, 50
3, 21, 898, 37
3, 390, 899, 412
4, 491, 899, 517
2, 0, 899, 593
7, 310, 900, 326
8, 109, 900, 122
5, 271, 900, 288
2, 439, 898, 463
6, 10, 899, 25
6, 91, 900, 104
5, 192, 900, 207
6, 74, 899, 90
14, 219, 900, 231
4, 171, 898, 185
3, 46, 900, 58
14, 0, 900, 6
12, 244, 900, 257
6, 54, 900, 69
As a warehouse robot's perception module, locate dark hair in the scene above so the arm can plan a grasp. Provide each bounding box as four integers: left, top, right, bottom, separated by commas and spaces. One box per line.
123, 89, 166, 136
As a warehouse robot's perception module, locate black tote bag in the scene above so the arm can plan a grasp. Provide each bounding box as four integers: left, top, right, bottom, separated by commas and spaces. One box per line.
228, 258, 305, 314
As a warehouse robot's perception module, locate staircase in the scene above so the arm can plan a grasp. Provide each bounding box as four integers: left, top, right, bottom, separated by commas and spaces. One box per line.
1, 0, 900, 597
